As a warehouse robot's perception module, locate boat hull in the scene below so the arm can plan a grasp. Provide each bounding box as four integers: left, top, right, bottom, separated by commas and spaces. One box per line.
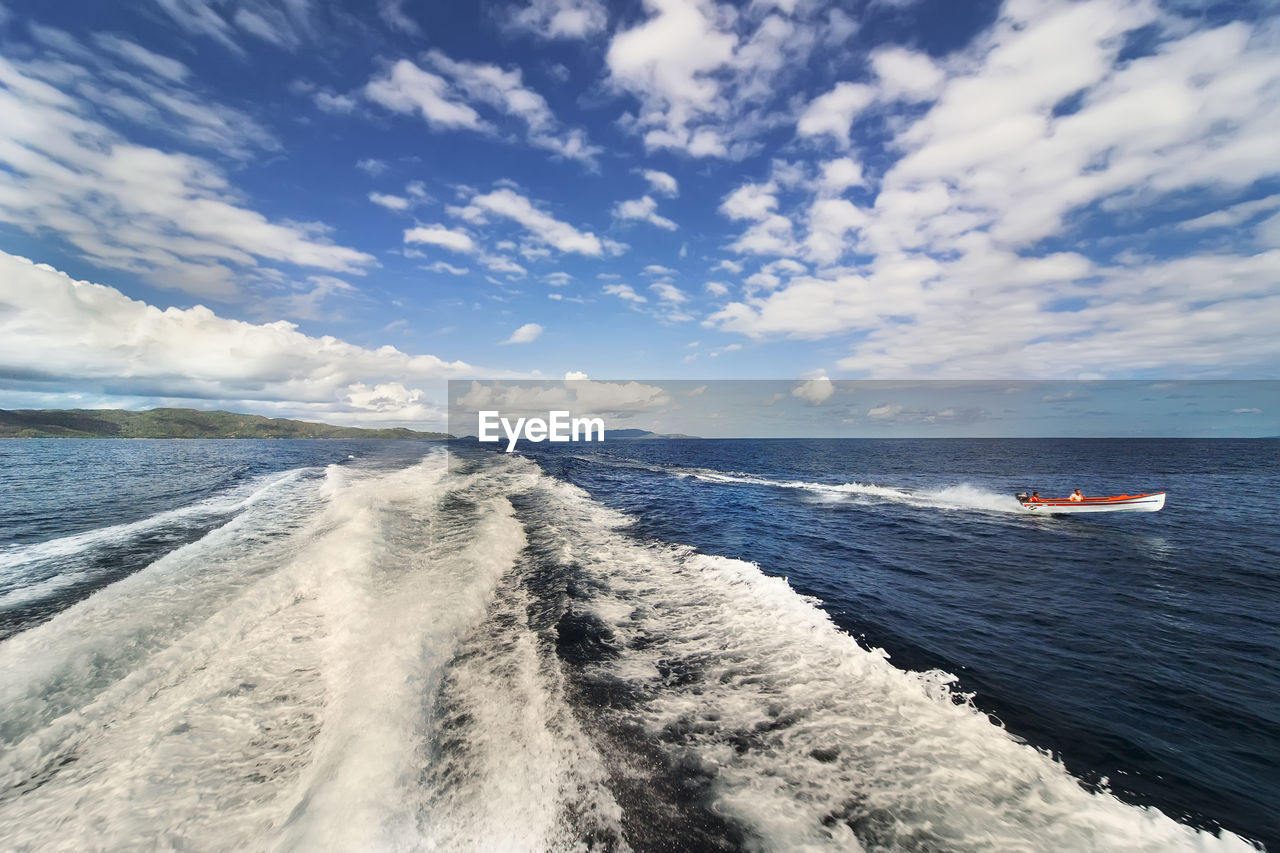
1019, 492, 1165, 514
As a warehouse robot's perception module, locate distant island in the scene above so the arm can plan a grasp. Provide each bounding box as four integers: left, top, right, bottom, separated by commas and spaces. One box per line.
0, 408, 451, 440
603, 429, 700, 439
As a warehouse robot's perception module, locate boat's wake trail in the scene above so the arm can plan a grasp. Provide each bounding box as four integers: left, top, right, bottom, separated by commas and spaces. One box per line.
676, 468, 1025, 513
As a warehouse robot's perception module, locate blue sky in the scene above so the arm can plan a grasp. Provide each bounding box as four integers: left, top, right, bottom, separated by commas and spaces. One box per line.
0, 0, 1277, 431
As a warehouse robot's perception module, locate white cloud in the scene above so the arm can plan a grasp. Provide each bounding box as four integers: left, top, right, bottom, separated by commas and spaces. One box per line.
603, 283, 647, 303
314, 91, 358, 114
606, 0, 738, 157
370, 192, 410, 211
16, 28, 275, 158
818, 157, 865, 194
804, 198, 868, 263
707, 1, 1280, 377
426, 261, 469, 275
705, 281, 730, 297
867, 404, 904, 419
614, 195, 677, 230
462, 188, 603, 255
870, 46, 945, 102
643, 264, 676, 275
153, 0, 243, 54
0, 250, 477, 425
356, 158, 388, 176
379, 0, 420, 34
0, 55, 371, 298
796, 82, 875, 146
482, 255, 528, 277
365, 60, 486, 131
404, 225, 476, 253
424, 50, 600, 164
91, 34, 190, 82
501, 322, 544, 344
643, 169, 679, 196
1178, 194, 1280, 231
792, 376, 834, 405
729, 214, 797, 256
506, 0, 608, 39
650, 282, 688, 303
720, 181, 779, 220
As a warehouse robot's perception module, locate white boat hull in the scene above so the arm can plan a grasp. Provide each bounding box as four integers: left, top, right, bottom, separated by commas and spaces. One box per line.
1019, 492, 1165, 514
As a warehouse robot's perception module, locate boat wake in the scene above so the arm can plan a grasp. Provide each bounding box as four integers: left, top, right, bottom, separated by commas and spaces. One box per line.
0, 450, 1259, 850
676, 467, 1025, 513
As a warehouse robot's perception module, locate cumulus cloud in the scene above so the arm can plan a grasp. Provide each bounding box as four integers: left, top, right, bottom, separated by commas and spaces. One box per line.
0, 251, 478, 425
314, 90, 357, 114
424, 50, 600, 164
365, 53, 599, 165
603, 283, 647, 303
365, 60, 486, 131
605, 0, 830, 158
643, 169, 679, 196
650, 282, 688, 303
818, 157, 866, 194
796, 82, 875, 146
614, 195, 677, 230
425, 261, 470, 275
370, 192, 411, 211
792, 376, 835, 405
404, 225, 476, 254
501, 322, 544, 344
457, 188, 603, 255
0, 53, 372, 299
506, 0, 608, 39
708, 0, 1280, 377
870, 46, 945, 102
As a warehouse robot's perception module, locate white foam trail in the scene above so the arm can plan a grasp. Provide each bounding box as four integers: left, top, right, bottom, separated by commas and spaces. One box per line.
418, 580, 626, 852
0, 467, 313, 581
0, 450, 544, 850
272, 466, 532, 850
682, 468, 1025, 513
517, 462, 1256, 852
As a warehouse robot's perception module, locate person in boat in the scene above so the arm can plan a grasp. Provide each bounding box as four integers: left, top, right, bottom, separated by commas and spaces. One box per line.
1030, 492, 1040, 502
1069, 489, 1084, 502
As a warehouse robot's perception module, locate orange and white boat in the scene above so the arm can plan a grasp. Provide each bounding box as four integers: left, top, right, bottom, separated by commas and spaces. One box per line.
1015, 491, 1166, 514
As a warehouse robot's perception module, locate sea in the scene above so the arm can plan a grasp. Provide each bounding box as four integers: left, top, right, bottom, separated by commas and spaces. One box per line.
0, 437, 1275, 851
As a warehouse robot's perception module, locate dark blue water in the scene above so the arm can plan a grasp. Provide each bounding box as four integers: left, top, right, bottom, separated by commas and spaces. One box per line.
1, 437, 1276, 849
521, 438, 1280, 849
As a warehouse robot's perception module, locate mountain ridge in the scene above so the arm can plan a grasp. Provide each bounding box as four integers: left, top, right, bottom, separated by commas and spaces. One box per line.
0, 408, 450, 439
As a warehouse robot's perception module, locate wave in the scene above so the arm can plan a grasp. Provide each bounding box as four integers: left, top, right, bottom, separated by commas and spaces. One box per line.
677, 467, 1025, 513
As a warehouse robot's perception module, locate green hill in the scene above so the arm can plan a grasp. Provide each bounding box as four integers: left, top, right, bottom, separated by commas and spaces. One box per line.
0, 408, 450, 439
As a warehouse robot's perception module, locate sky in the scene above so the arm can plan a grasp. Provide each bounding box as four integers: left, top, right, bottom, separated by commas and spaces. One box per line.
0, 0, 1278, 432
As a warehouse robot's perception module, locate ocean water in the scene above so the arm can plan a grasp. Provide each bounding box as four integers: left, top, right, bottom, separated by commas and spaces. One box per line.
0, 437, 1275, 851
